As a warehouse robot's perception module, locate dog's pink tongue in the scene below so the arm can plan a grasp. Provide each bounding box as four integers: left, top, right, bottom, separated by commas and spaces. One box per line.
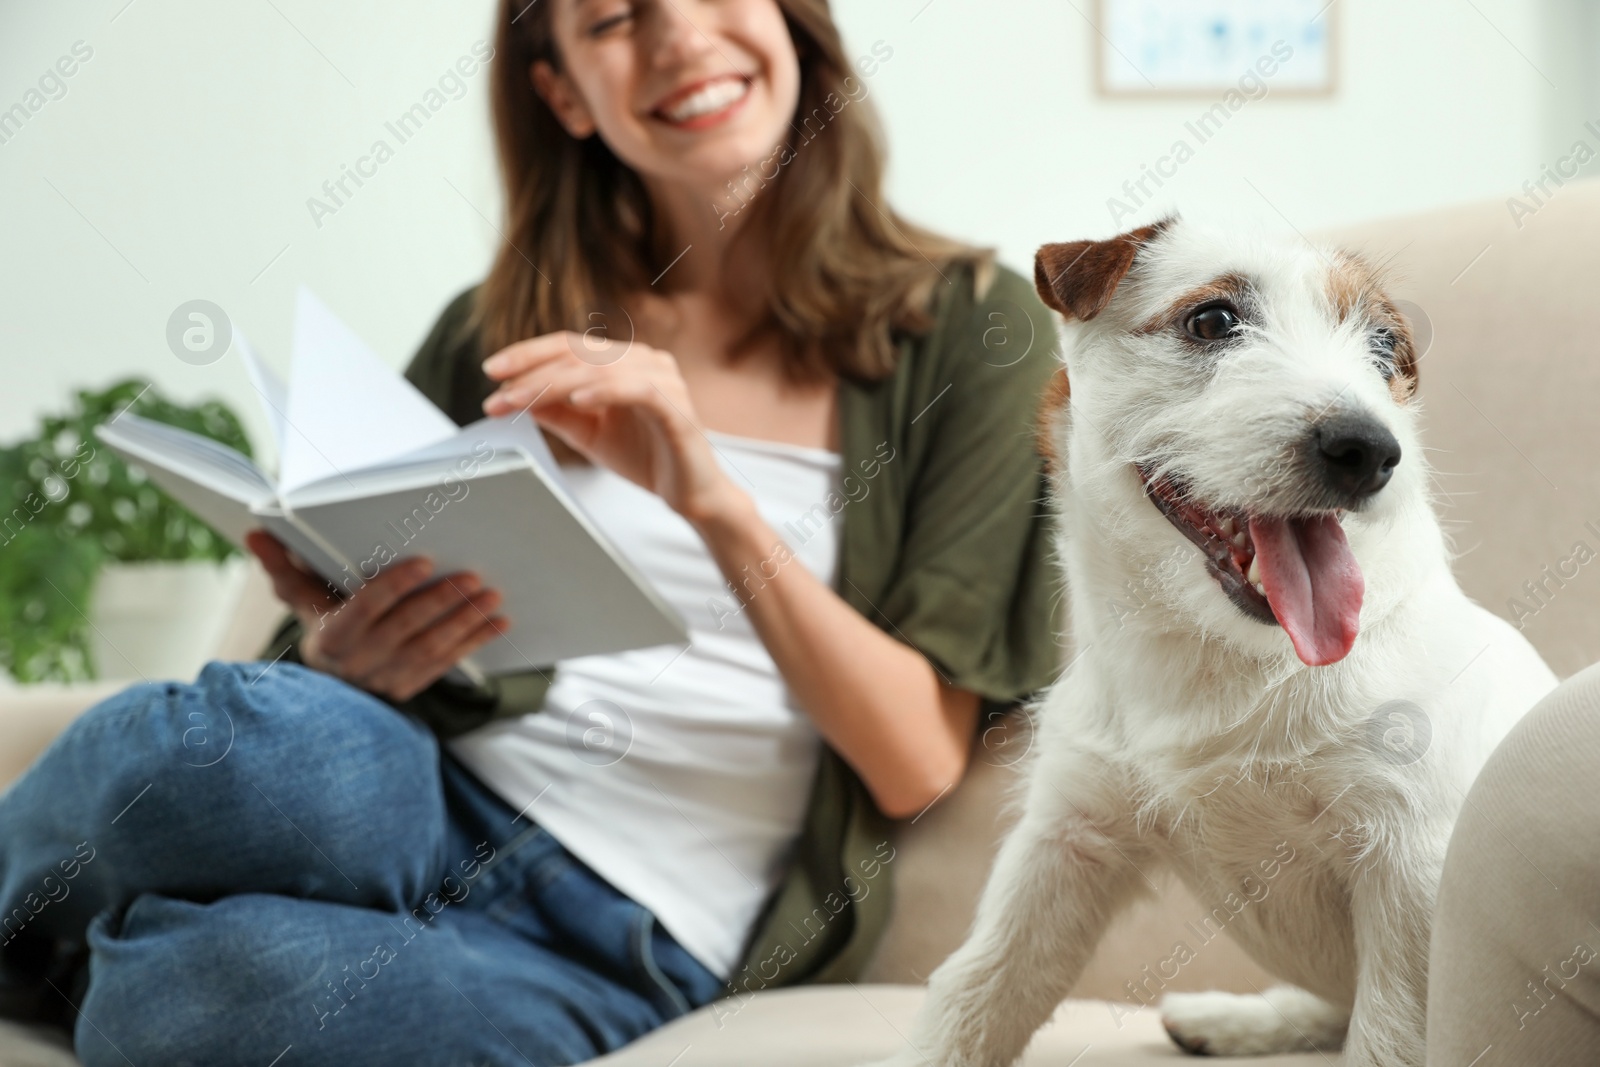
1248, 515, 1364, 666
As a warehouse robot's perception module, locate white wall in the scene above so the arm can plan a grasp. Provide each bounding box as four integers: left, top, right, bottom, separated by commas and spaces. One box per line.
0, 0, 1582, 458
832, 0, 1557, 269
1541, 0, 1600, 178
0, 0, 503, 459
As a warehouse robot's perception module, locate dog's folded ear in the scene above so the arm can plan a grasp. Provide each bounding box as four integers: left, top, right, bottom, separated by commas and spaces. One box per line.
1034, 219, 1172, 322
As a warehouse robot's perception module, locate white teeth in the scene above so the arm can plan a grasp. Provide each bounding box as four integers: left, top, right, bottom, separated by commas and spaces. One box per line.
1246, 556, 1262, 585
1218, 516, 1236, 537
1253, 581, 1266, 596
661, 77, 749, 122
1232, 530, 1248, 549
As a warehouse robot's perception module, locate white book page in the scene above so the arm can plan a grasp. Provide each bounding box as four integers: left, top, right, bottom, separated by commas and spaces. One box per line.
467, 415, 563, 480
234, 330, 288, 457
286, 416, 570, 505
278, 287, 458, 495
95, 413, 277, 547
382, 416, 562, 478
283, 447, 531, 509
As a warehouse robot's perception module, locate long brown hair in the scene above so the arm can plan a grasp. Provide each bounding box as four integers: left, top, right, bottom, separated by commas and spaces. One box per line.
472, 0, 994, 383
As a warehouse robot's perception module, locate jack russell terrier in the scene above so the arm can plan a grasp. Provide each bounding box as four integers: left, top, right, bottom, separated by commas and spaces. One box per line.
868, 218, 1557, 1066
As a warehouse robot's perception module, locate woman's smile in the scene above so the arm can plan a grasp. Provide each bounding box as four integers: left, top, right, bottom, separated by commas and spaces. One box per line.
531, 0, 799, 194
652, 73, 754, 130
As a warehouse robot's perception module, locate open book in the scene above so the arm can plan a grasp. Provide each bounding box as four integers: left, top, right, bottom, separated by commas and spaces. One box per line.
97, 288, 687, 676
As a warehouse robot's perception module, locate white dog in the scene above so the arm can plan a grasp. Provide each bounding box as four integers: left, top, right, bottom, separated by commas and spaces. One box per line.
870, 218, 1556, 1066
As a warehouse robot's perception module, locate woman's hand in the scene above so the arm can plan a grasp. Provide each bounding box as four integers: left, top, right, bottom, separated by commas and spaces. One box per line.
483, 334, 974, 818
245, 531, 509, 702
482, 333, 746, 525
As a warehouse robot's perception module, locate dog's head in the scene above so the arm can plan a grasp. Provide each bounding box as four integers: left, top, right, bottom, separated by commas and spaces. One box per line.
1035, 216, 1427, 669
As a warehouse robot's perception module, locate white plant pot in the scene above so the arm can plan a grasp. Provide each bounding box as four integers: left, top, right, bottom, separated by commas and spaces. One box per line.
89, 559, 251, 683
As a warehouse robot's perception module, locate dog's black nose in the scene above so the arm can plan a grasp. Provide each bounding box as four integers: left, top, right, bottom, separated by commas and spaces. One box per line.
1314, 415, 1401, 499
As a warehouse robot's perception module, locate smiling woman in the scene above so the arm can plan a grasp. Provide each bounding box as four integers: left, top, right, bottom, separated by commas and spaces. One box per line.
0, 1, 1063, 1064
474, 0, 977, 384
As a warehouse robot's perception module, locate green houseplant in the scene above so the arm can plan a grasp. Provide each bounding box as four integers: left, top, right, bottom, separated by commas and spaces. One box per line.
0, 378, 252, 683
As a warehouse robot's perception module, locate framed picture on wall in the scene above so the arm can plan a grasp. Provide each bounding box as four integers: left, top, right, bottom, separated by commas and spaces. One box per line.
1095, 0, 1337, 97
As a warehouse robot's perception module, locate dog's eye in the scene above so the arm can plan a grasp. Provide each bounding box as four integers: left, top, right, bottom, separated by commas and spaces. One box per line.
1185, 303, 1242, 342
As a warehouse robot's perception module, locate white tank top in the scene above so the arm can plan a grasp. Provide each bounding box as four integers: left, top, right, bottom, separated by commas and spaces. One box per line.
448, 431, 842, 978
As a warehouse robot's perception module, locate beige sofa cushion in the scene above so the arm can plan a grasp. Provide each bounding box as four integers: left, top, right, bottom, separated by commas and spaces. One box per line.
586, 987, 1333, 1065
0, 991, 1336, 1066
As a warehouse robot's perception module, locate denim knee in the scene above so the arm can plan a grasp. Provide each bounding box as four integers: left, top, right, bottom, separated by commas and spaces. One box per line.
174, 662, 445, 904
28, 662, 447, 912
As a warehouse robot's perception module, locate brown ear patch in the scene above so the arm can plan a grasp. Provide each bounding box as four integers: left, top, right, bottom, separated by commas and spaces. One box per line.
1325, 252, 1420, 403
1034, 219, 1173, 322
1036, 366, 1072, 475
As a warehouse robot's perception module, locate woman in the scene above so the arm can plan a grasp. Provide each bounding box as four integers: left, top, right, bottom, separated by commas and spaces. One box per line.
0, 1, 1060, 1063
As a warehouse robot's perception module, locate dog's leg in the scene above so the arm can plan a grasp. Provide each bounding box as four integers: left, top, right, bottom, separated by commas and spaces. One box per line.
1156, 842, 1436, 1063
863, 763, 1153, 1067
1339, 847, 1439, 1067
1159, 986, 1350, 1055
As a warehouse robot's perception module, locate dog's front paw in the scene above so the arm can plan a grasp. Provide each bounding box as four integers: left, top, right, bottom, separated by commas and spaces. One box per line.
1160, 987, 1348, 1057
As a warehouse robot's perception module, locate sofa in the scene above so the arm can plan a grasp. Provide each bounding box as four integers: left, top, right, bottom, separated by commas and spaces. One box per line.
4, 181, 1599, 1065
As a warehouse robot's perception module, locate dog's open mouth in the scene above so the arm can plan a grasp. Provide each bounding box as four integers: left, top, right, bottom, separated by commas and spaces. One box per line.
1137, 465, 1365, 667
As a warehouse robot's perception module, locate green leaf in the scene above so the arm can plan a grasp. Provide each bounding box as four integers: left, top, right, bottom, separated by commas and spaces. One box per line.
0, 378, 254, 682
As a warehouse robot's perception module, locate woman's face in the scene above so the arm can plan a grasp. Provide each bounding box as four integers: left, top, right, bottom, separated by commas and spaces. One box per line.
535, 0, 802, 194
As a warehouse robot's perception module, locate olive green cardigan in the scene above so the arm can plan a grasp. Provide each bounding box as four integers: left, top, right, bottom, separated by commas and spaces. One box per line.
265, 261, 1063, 991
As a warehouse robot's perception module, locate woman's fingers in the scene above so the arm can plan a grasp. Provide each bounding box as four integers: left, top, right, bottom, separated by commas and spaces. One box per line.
481, 335, 667, 415
481, 331, 628, 383
566, 376, 667, 411
525, 404, 604, 457
314, 558, 436, 658
252, 529, 516, 702
345, 578, 499, 677
481, 333, 573, 380
368, 612, 511, 702
244, 528, 291, 573
405, 588, 505, 664
484, 361, 606, 416
497, 360, 686, 428
566, 377, 698, 444
246, 531, 338, 613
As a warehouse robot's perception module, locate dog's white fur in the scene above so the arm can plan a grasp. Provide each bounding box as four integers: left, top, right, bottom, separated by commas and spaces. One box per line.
866, 220, 1557, 1067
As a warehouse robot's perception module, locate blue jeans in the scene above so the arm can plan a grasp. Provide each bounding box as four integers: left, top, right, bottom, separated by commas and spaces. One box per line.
0, 662, 724, 1066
